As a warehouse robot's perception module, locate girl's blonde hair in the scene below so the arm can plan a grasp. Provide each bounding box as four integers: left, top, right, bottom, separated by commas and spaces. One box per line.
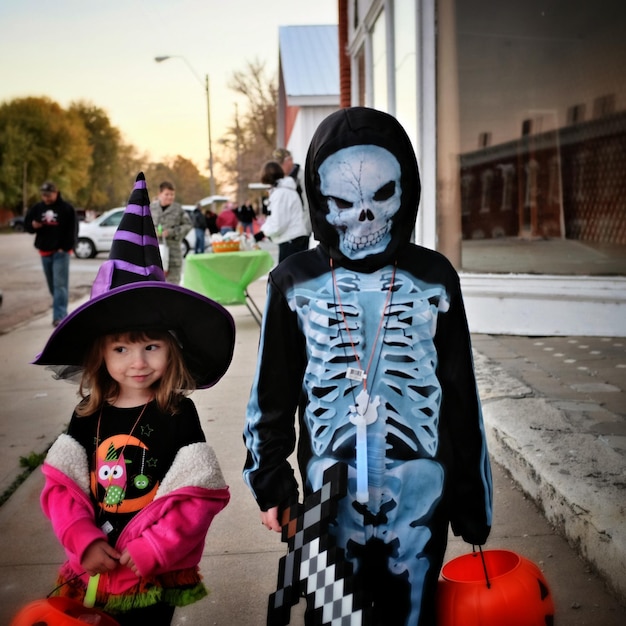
76, 329, 196, 416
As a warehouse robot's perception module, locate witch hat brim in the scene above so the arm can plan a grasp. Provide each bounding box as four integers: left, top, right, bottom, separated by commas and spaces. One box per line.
33, 173, 235, 388
33, 282, 234, 388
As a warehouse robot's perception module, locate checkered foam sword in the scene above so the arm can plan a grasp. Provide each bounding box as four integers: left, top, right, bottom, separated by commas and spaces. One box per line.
267, 462, 370, 626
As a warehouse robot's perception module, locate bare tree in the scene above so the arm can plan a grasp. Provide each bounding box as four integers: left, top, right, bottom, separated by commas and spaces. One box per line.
217, 59, 278, 204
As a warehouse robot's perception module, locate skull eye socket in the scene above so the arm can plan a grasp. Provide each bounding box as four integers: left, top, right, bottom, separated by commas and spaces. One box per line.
373, 181, 396, 202
327, 196, 354, 210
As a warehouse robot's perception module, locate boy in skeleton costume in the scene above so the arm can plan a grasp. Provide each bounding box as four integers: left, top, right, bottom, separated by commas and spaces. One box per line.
244, 108, 492, 625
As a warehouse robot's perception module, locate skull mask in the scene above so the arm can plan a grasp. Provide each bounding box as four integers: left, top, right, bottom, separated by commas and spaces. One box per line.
319, 145, 402, 260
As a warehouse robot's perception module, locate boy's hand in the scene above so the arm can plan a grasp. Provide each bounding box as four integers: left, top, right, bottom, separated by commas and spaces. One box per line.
81, 539, 120, 576
260, 506, 282, 532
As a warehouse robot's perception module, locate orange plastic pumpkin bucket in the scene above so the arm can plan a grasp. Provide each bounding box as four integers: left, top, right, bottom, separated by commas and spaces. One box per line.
10, 596, 120, 626
437, 549, 554, 626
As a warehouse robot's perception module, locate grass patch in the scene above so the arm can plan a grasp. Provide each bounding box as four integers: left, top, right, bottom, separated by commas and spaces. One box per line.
20, 451, 47, 470
0, 449, 48, 508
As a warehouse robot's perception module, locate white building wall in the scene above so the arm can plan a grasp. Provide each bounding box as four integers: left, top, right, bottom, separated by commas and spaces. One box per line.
285, 106, 339, 168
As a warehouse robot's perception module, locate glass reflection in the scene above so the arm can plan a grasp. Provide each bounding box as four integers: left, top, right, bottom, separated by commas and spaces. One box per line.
456, 0, 626, 275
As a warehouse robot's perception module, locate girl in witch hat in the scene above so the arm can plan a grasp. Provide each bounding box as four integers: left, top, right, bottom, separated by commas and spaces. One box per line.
34, 173, 235, 626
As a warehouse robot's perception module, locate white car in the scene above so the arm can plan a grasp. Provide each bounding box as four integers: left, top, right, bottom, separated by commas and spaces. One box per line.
75, 206, 195, 259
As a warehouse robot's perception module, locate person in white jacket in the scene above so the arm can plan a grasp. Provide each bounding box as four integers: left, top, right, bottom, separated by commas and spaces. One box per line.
255, 161, 311, 262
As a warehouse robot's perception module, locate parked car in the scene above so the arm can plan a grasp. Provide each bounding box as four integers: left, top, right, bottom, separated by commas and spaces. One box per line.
75, 206, 195, 259
9, 216, 25, 232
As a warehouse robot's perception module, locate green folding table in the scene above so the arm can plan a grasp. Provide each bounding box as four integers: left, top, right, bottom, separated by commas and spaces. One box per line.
183, 250, 274, 324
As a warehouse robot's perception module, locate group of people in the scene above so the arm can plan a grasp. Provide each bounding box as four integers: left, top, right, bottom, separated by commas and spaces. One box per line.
23, 147, 312, 328
144, 146, 316, 268
25, 108, 492, 626
192, 201, 257, 249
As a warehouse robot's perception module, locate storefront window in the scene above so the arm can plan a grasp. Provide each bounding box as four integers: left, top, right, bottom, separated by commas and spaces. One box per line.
454, 0, 626, 275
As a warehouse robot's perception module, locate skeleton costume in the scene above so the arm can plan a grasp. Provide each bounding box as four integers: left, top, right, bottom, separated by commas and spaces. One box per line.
243, 108, 492, 625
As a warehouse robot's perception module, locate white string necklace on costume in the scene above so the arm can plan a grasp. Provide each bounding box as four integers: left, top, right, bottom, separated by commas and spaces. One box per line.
330, 258, 397, 503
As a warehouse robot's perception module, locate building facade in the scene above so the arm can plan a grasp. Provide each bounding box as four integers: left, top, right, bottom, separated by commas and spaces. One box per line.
277, 25, 340, 168
339, 0, 626, 335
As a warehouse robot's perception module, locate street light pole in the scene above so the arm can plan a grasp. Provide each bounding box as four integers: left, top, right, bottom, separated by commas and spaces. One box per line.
205, 74, 215, 197
235, 102, 242, 204
154, 55, 216, 196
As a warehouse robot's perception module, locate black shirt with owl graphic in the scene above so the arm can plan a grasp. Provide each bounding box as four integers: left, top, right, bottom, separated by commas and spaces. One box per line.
67, 398, 204, 544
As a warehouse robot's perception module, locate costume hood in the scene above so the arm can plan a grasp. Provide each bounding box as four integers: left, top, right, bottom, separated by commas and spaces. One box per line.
305, 107, 421, 273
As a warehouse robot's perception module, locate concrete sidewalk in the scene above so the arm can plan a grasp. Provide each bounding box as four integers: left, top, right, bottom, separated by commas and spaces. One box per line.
1, 276, 625, 625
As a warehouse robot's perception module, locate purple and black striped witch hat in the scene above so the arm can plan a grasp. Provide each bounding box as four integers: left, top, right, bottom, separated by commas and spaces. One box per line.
34, 173, 235, 388
90, 171, 167, 296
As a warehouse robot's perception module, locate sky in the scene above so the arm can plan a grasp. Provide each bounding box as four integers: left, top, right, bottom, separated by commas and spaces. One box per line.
0, 0, 338, 173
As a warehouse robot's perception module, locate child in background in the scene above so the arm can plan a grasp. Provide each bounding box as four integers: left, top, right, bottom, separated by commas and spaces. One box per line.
35, 173, 235, 626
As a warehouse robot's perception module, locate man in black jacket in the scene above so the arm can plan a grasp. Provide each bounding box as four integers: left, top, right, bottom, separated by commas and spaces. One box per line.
25, 181, 77, 326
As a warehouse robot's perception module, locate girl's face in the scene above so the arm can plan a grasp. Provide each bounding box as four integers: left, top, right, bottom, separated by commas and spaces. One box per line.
103, 334, 170, 401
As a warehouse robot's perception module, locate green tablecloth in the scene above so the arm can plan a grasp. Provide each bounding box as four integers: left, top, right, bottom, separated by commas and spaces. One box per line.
183, 250, 274, 305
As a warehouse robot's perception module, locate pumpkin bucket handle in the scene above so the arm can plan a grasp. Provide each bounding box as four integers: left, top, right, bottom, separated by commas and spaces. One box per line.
472, 544, 491, 589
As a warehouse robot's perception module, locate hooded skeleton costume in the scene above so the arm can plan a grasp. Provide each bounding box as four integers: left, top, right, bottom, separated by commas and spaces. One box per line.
243, 108, 492, 625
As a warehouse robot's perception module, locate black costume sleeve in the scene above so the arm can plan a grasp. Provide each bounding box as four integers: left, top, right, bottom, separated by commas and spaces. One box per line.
435, 271, 492, 545
243, 273, 307, 511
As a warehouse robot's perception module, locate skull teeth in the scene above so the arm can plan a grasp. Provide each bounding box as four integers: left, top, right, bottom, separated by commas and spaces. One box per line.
344, 222, 391, 251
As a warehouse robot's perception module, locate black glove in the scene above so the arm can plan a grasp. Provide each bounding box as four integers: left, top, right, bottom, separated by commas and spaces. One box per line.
254, 231, 265, 242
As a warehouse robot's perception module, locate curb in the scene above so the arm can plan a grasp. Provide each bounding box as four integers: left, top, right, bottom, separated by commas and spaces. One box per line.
476, 350, 626, 603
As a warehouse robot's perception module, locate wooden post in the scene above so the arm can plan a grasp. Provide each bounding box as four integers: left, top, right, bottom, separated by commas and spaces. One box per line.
436, 0, 462, 268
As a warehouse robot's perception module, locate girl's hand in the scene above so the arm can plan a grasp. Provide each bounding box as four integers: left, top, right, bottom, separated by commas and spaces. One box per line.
81, 540, 120, 576
260, 506, 282, 532
119, 548, 140, 576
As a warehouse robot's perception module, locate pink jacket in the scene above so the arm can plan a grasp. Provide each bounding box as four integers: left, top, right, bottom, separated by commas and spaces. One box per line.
41, 433, 229, 596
